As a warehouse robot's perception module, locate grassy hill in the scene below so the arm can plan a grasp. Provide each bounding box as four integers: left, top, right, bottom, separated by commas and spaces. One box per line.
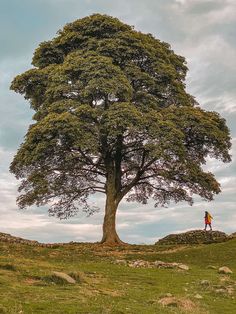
0, 236, 235, 313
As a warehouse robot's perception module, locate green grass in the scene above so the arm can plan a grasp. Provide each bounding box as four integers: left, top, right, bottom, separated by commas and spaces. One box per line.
0, 239, 235, 313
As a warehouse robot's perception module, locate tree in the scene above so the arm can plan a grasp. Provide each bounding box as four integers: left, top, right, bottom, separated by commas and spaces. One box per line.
10, 14, 231, 244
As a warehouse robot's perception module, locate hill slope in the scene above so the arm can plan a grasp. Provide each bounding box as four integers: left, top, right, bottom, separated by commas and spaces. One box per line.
0, 236, 235, 313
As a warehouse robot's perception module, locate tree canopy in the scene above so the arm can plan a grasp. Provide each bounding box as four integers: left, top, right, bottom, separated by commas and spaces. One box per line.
10, 14, 231, 244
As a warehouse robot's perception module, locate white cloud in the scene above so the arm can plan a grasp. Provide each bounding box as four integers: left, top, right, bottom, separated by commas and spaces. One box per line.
206, 4, 236, 24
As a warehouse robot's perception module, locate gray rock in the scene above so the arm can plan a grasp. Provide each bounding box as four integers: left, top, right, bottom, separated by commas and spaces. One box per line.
215, 288, 226, 294
178, 264, 189, 271
127, 259, 189, 270
158, 297, 178, 307
218, 267, 233, 274
128, 260, 151, 268
194, 294, 203, 299
226, 286, 235, 295
52, 271, 76, 284
207, 265, 217, 269
115, 259, 127, 265
153, 261, 165, 267
200, 280, 210, 286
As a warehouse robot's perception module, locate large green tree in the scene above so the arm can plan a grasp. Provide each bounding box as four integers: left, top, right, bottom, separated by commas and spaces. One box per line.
10, 14, 231, 244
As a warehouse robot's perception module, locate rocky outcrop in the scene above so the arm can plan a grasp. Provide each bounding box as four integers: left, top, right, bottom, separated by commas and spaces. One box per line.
115, 259, 189, 270
156, 230, 230, 245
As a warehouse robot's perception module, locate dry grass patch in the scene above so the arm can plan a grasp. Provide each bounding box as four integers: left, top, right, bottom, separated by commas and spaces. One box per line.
158, 296, 204, 313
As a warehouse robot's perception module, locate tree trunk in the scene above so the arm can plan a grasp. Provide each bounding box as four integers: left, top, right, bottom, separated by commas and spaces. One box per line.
101, 151, 126, 245
100, 192, 125, 245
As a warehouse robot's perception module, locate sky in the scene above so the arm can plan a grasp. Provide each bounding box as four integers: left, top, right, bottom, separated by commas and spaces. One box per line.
0, 0, 235, 244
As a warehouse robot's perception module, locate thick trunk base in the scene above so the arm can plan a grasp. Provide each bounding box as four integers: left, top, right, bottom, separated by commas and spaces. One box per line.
101, 213, 127, 245
100, 232, 127, 246
102, 178, 127, 245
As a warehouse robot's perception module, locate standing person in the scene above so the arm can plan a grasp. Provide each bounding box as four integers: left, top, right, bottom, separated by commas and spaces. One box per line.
204, 211, 213, 231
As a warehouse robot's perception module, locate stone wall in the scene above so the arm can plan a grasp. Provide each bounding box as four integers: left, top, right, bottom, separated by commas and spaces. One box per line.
156, 230, 231, 245
0, 232, 59, 247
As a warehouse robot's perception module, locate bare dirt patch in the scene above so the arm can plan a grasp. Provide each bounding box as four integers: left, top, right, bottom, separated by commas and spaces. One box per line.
24, 278, 42, 285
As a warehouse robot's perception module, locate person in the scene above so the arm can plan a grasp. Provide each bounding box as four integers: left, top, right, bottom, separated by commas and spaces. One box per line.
204, 211, 213, 231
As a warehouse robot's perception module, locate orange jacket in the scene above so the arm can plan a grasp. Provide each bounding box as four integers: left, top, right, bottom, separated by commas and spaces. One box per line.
205, 213, 213, 224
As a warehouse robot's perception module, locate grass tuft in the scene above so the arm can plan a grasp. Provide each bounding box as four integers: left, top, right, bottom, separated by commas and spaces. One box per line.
0, 264, 17, 271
